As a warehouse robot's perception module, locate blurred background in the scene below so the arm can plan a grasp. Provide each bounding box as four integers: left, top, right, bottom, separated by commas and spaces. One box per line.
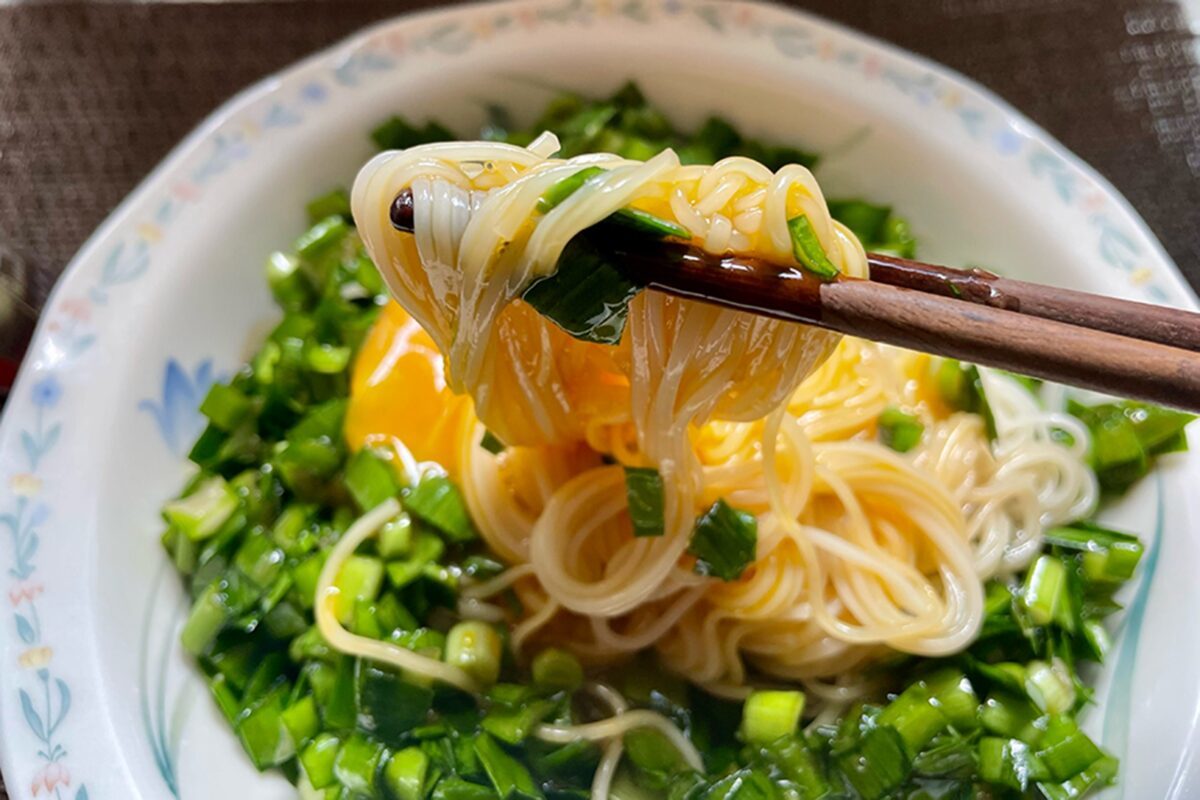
0, 0, 1198, 413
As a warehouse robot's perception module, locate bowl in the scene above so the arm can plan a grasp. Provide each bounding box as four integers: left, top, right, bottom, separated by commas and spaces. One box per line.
1, 1, 1197, 797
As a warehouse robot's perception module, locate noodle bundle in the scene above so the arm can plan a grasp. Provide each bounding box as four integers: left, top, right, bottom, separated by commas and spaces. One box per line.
349, 136, 1096, 698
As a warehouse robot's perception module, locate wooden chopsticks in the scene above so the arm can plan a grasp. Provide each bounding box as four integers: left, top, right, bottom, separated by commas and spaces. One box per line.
387, 190, 1200, 412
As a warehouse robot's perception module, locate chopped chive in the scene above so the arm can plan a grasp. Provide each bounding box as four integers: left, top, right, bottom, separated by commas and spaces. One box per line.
181, 582, 230, 656
1020, 555, 1073, 630
979, 737, 1049, 790
608, 207, 690, 239
266, 250, 312, 311
1024, 660, 1075, 716
877, 684, 947, 756
531, 647, 584, 692
356, 661, 434, 746
1038, 754, 1118, 800
303, 341, 352, 374
432, 777, 503, 800
980, 692, 1042, 742
404, 474, 477, 543
834, 724, 910, 800
877, 406, 924, 453
688, 499, 758, 581
332, 555, 384, 625
305, 188, 352, 224
1045, 522, 1144, 583
236, 687, 294, 768
480, 430, 507, 455
482, 699, 556, 745
164, 476, 239, 542
295, 215, 350, 261
383, 747, 429, 800
475, 732, 545, 799
522, 234, 645, 345
446, 621, 503, 687
1034, 716, 1104, 781
344, 448, 402, 512
740, 690, 806, 745
300, 732, 341, 789
923, 670, 979, 732
787, 215, 839, 279
200, 383, 253, 432
377, 513, 414, 559
537, 166, 606, 212
281, 695, 320, 749
333, 734, 386, 795
624, 466, 665, 537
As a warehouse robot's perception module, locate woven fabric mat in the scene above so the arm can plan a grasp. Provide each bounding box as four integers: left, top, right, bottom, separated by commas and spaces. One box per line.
0, 0, 1198, 793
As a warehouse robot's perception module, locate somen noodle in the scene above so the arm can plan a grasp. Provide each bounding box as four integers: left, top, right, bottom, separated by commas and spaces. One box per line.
346, 135, 1097, 699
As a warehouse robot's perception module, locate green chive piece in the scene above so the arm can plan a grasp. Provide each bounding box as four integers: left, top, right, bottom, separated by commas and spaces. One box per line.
923, 670, 980, 732
295, 215, 350, 261
383, 747, 429, 800
281, 695, 320, 749
474, 732, 545, 799
608, 207, 691, 239
1034, 716, 1104, 781
300, 733, 341, 789
199, 383, 253, 432
1045, 521, 1144, 583
305, 188, 352, 224
688, 498, 758, 581
404, 474, 477, 543
1038, 754, 1118, 800
538, 166, 606, 212
181, 582, 229, 656
980, 692, 1042, 742
522, 234, 645, 345
377, 513, 414, 560
787, 215, 839, 279
740, 690, 806, 745
480, 430, 507, 455
332, 555, 384, 625
236, 687, 294, 769
979, 737, 1050, 790
445, 621, 503, 687
834, 724, 910, 799
164, 476, 239, 542
1020, 555, 1073, 631
333, 734, 386, 795
877, 406, 925, 453
531, 647, 585, 692
624, 466, 665, 537
355, 661, 434, 746
877, 683, 948, 756
344, 448, 401, 512
1024, 660, 1075, 715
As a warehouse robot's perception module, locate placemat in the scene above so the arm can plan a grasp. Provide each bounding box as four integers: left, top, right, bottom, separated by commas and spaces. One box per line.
0, 0, 1198, 794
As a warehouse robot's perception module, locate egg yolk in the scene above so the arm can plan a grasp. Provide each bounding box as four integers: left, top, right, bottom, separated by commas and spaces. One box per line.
345, 302, 473, 476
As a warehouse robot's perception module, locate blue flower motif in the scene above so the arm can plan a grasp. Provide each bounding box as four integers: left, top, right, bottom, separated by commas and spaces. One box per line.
138, 358, 218, 456
301, 82, 328, 103
30, 376, 62, 409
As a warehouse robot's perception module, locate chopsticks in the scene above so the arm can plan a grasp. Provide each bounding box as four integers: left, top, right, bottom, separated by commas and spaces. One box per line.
387, 190, 1200, 413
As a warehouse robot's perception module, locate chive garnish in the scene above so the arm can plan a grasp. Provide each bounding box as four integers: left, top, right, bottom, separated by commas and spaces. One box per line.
687, 498, 758, 581
786, 214, 840, 279
623, 466, 665, 537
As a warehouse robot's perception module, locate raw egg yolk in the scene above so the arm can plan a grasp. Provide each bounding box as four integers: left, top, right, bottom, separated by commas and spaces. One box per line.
344, 302, 472, 477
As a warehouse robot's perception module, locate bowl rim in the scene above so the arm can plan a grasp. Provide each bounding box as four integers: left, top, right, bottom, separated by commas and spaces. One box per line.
1, 0, 1195, 796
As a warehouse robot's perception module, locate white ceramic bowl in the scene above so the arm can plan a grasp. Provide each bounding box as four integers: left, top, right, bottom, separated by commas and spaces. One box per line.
2, 2, 1197, 797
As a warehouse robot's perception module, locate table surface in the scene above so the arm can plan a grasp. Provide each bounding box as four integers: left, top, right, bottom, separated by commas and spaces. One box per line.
0, 0, 1198, 794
